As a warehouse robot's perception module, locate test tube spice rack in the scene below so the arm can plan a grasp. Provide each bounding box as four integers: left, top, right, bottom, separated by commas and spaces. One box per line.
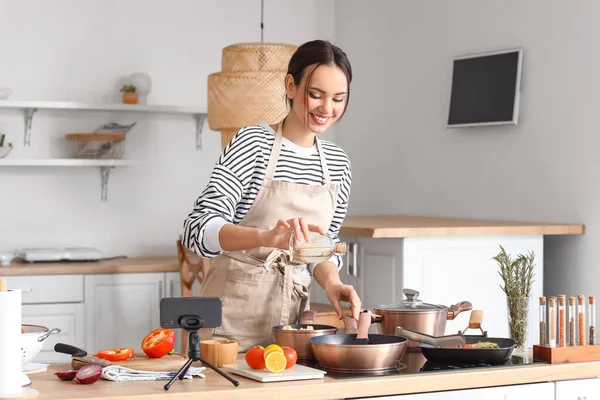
533, 294, 600, 364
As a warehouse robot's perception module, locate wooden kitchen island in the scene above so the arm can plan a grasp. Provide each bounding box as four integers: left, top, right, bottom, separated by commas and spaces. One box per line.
26, 358, 600, 400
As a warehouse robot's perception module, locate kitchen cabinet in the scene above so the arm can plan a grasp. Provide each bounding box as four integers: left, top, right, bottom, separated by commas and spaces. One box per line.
359, 381, 555, 400
311, 234, 543, 344
555, 378, 600, 400
84, 273, 164, 352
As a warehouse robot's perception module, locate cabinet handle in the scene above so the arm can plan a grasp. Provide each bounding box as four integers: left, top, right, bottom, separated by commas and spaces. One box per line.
350, 243, 359, 277
159, 284, 163, 299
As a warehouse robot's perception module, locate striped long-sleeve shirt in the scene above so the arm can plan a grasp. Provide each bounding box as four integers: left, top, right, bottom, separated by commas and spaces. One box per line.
181, 123, 352, 275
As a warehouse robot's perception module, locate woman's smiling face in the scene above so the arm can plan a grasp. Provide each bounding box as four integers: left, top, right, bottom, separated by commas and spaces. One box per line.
286, 63, 349, 135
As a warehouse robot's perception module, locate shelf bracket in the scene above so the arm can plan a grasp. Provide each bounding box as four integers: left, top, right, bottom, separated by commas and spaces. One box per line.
100, 166, 113, 202
193, 113, 207, 150
23, 108, 38, 146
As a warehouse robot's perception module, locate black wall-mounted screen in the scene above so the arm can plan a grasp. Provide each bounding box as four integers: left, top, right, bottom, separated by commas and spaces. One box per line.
447, 49, 523, 127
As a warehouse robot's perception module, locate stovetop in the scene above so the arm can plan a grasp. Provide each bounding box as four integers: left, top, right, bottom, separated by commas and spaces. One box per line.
299, 350, 538, 380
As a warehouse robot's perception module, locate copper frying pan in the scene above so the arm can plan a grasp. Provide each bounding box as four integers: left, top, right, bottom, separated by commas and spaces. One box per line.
310, 310, 408, 372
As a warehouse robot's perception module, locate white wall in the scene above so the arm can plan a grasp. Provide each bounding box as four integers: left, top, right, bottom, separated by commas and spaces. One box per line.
334, 0, 595, 299
0, 0, 335, 257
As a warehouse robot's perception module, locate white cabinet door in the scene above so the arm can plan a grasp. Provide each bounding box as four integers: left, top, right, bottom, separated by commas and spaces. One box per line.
84, 273, 164, 352
356, 238, 403, 310
556, 378, 600, 400
22, 303, 85, 363
363, 382, 554, 400
402, 235, 544, 343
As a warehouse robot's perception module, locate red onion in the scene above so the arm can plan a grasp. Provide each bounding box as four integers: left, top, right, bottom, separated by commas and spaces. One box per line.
74, 364, 103, 384
54, 370, 78, 381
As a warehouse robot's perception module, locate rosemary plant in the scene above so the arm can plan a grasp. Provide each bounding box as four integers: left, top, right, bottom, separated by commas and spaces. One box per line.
492, 245, 536, 349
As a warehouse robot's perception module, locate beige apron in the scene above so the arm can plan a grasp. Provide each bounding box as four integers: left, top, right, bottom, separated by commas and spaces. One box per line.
199, 121, 339, 352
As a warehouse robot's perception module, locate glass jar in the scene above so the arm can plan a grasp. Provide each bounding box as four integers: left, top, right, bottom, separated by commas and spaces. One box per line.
289, 231, 347, 264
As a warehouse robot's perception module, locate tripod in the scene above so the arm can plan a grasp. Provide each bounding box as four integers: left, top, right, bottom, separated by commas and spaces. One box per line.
164, 315, 240, 390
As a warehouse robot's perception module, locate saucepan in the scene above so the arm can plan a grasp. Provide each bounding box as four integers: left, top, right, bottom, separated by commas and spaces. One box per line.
372, 288, 472, 348
272, 310, 338, 360
310, 310, 408, 372
395, 326, 516, 365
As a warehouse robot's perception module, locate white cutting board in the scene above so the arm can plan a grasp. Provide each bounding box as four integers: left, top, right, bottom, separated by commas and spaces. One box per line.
223, 361, 326, 382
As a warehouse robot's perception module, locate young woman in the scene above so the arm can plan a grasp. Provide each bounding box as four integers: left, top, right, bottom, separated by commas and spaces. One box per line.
182, 40, 361, 351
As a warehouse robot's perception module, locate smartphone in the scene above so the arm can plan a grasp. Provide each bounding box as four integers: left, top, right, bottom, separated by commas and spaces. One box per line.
160, 297, 222, 329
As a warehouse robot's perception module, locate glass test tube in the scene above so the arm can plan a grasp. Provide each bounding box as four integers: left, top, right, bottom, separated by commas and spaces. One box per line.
590, 296, 596, 345
578, 294, 586, 346
539, 296, 547, 346
558, 295, 566, 347
548, 296, 557, 348
569, 296, 576, 346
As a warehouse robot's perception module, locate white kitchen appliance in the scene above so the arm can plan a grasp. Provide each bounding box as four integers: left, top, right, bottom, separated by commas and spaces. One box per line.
19, 247, 102, 262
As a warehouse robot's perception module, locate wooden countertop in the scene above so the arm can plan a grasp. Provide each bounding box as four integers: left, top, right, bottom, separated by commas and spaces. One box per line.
0, 256, 178, 276
27, 359, 600, 400
339, 215, 585, 238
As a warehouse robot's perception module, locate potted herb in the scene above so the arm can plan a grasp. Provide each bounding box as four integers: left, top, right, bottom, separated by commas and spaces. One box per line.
0, 133, 13, 158
492, 245, 536, 352
120, 84, 138, 104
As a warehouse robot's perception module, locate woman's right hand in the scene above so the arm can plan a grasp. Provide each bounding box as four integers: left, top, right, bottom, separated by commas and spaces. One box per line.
259, 218, 327, 250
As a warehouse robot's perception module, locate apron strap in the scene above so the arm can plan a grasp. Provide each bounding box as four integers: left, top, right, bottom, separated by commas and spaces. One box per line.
265, 123, 285, 180
315, 138, 332, 185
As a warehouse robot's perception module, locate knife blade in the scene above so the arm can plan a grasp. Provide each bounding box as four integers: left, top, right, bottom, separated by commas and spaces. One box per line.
54, 343, 112, 367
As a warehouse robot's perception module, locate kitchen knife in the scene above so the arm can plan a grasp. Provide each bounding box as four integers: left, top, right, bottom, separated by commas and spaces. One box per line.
54, 343, 112, 367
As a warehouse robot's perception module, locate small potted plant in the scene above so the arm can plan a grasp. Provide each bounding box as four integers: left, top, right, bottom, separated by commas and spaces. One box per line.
120, 84, 138, 104
0, 133, 13, 158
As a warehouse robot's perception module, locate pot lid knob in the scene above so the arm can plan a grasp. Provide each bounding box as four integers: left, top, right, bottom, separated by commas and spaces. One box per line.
402, 288, 422, 303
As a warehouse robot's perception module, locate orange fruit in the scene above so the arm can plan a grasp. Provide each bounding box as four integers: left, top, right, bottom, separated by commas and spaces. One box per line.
263, 344, 283, 359
265, 351, 287, 373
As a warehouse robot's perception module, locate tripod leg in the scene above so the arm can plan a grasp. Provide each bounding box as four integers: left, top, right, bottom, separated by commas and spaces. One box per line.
164, 358, 194, 391
198, 355, 240, 387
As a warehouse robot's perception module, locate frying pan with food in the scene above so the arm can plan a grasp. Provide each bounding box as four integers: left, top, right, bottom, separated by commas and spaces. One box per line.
395, 326, 516, 365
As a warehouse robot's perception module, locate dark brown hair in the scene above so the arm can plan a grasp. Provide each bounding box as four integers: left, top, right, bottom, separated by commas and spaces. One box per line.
286, 40, 352, 121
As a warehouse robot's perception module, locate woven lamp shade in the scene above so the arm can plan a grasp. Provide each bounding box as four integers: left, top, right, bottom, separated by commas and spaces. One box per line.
208, 43, 298, 149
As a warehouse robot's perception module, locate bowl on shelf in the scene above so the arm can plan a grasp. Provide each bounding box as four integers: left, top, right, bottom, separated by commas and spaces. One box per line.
0, 146, 12, 159
65, 133, 126, 159
0, 87, 12, 100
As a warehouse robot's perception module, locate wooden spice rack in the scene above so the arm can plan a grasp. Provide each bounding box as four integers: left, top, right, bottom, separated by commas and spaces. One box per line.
533, 344, 600, 364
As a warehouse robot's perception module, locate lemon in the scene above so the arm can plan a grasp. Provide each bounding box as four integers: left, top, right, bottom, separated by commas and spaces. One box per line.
264, 351, 287, 373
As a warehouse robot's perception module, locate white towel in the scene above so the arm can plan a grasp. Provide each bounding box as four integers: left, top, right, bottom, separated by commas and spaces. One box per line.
101, 365, 206, 382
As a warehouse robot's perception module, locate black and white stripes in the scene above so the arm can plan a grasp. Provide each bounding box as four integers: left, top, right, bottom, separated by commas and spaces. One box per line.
182, 123, 352, 272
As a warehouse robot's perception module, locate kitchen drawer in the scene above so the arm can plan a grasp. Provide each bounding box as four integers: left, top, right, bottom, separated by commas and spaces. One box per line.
7, 275, 84, 304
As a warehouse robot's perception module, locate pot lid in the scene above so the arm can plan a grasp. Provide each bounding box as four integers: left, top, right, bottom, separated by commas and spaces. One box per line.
375, 289, 447, 311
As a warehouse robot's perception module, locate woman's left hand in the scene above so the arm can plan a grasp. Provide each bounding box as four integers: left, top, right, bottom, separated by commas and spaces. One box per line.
325, 282, 362, 321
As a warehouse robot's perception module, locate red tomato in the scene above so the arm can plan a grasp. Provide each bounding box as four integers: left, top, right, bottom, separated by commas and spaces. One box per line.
245, 345, 266, 369
141, 328, 176, 358
96, 348, 134, 362
282, 346, 297, 369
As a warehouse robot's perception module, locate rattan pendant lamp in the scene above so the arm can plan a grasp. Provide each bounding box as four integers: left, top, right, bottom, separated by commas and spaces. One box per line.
207, 1, 297, 149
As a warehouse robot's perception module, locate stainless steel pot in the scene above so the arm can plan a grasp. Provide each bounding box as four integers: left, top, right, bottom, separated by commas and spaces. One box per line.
373, 288, 472, 348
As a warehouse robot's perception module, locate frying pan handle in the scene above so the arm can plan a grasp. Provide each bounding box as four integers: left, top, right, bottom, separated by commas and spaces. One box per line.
357, 310, 371, 340
447, 301, 473, 320
394, 326, 466, 348
300, 310, 317, 324
371, 314, 383, 324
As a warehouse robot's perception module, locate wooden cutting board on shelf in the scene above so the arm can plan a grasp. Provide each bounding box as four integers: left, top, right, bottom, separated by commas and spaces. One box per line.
72, 352, 188, 372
